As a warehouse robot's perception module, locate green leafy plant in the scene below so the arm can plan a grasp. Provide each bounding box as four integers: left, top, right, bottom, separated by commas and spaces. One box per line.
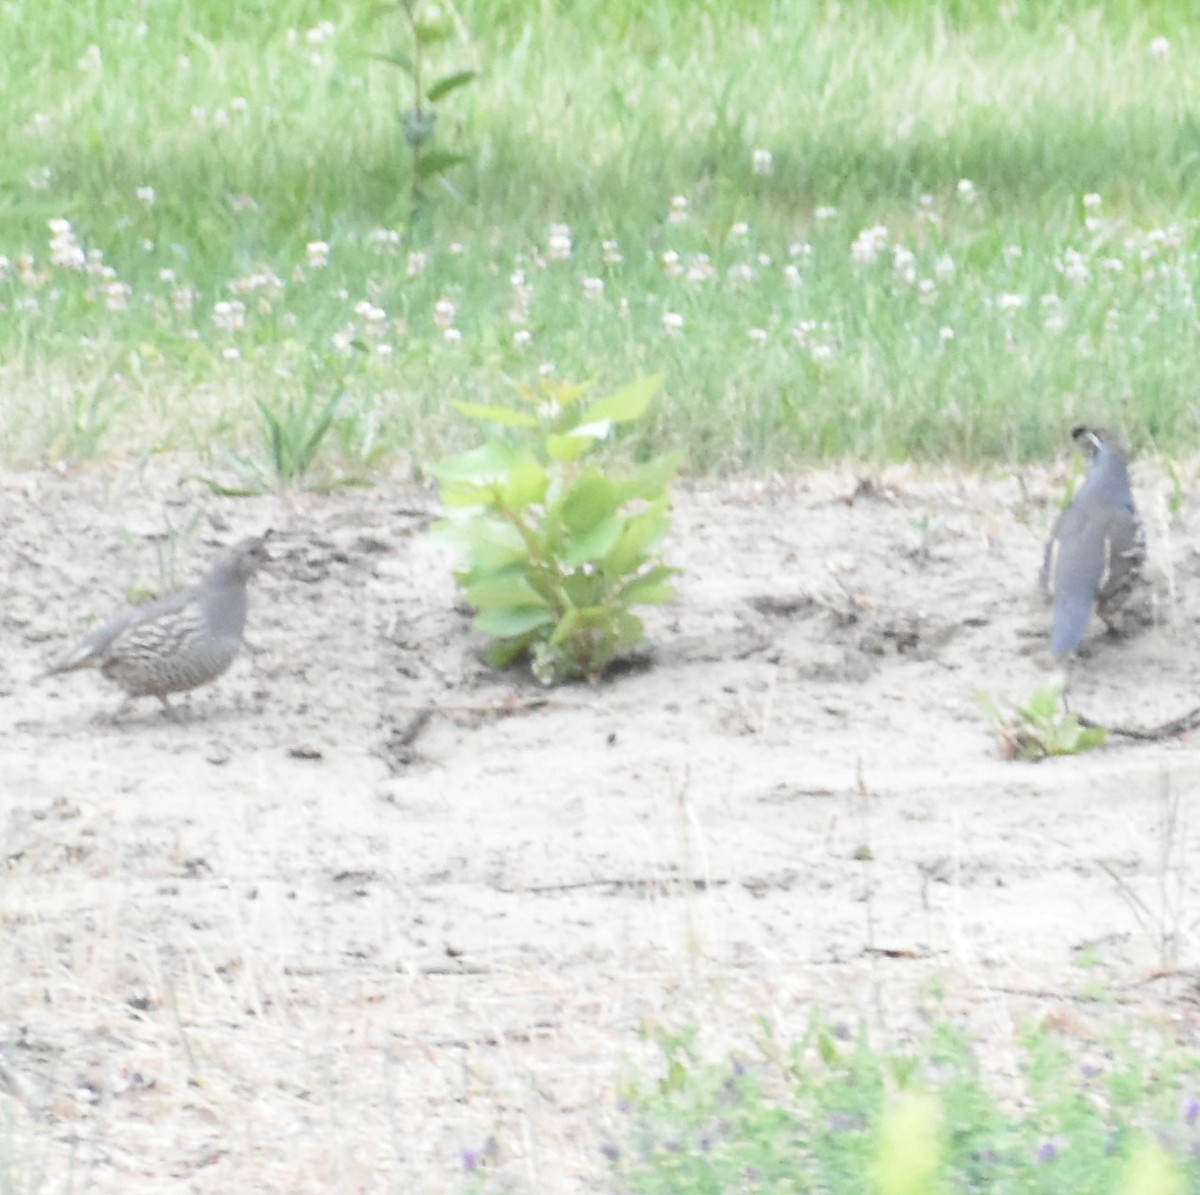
978, 679, 1108, 761
369, 0, 478, 226
608, 1015, 1200, 1194
197, 357, 366, 494
430, 374, 680, 684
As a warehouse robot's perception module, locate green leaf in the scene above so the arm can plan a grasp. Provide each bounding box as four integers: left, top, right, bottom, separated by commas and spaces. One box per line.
433, 516, 527, 570
568, 419, 613, 442
613, 610, 645, 650
562, 514, 623, 567
582, 373, 664, 425
368, 49, 413, 74
487, 635, 535, 668
427, 69, 478, 102
545, 432, 593, 462
474, 606, 555, 638
561, 572, 603, 609
428, 441, 517, 484
414, 18, 453, 45
620, 564, 678, 607
549, 608, 581, 646
502, 455, 549, 510
559, 473, 619, 532
465, 573, 549, 611
617, 451, 683, 501
603, 499, 671, 575
437, 480, 499, 508
453, 401, 538, 429
417, 150, 466, 180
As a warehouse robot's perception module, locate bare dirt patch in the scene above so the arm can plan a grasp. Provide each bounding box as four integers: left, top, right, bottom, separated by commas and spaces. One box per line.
3, 456, 1200, 1192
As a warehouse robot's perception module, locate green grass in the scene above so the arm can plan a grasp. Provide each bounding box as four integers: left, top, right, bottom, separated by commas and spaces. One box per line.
3, 0, 1200, 472
595, 1014, 1200, 1193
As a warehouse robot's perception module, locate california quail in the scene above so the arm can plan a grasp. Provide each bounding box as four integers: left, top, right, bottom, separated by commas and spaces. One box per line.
41, 532, 272, 710
1041, 426, 1145, 657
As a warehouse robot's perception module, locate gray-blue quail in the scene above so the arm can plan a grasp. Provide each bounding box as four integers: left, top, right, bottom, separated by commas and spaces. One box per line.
42, 532, 272, 710
1041, 427, 1144, 657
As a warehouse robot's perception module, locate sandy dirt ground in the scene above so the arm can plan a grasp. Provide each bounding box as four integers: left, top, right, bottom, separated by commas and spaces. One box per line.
3, 454, 1200, 1193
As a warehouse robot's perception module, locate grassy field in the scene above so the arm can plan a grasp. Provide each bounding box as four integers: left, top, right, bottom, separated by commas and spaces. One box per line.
2, 0, 1199, 472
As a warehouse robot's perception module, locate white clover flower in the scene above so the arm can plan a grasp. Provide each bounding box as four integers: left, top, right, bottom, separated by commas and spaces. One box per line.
212, 299, 246, 331
1083, 192, 1102, 210
369, 228, 403, 247
730, 221, 750, 238
851, 225, 889, 264
1103, 258, 1125, 273
306, 241, 330, 269
581, 276, 604, 299
814, 205, 838, 221
1149, 36, 1171, 62
918, 279, 937, 303
376, 343, 394, 356
306, 20, 336, 43
443, 327, 462, 344
662, 311, 685, 337
222, 346, 242, 361
538, 361, 556, 377
956, 178, 976, 200
601, 239, 623, 265
810, 343, 835, 361
173, 287, 198, 315
331, 326, 354, 351
747, 327, 768, 343
433, 298, 457, 328
783, 264, 801, 286
686, 254, 715, 283
752, 148, 774, 175
668, 195, 689, 224
547, 224, 572, 261
513, 329, 532, 348
230, 97, 248, 113
1004, 245, 1022, 262
661, 249, 683, 278
136, 186, 156, 206
789, 241, 813, 260
48, 217, 72, 236
939, 326, 955, 342
1059, 249, 1090, 286
935, 255, 956, 278
49, 226, 85, 272
406, 251, 428, 277
104, 282, 132, 312
85, 248, 111, 278
893, 245, 916, 285
77, 44, 102, 71
728, 263, 755, 284
995, 293, 1026, 311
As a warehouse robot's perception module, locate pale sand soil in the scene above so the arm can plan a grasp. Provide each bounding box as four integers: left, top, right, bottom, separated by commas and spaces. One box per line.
2, 456, 1200, 1193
